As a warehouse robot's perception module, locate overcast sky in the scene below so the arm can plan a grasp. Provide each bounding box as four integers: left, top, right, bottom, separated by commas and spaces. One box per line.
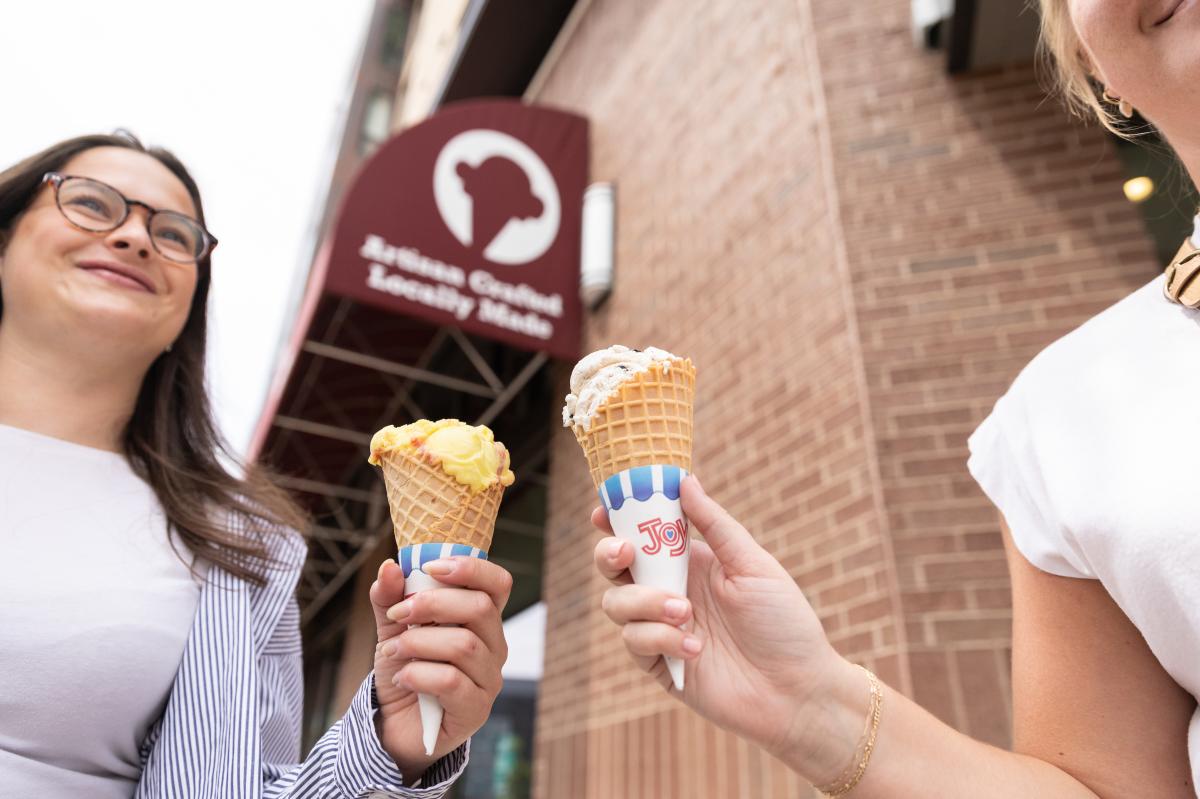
0, 1, 374, 454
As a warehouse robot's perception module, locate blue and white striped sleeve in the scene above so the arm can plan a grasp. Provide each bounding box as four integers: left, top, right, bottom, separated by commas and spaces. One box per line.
259, 598, 469, 798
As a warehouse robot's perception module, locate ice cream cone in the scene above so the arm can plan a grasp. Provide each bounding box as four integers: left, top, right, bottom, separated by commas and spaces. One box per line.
378, 449, 504, 552
565, 350, 696, 692
572, 358, 696, 489
369, 419, 514, 756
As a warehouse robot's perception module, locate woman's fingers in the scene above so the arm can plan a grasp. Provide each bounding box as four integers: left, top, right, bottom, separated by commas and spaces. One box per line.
591, 505, 614, 533
601, 583, 691, 626
680, 476, 759, 571
370, 559, 407, 640
386, 587, 506, 657
592, 498, 704, 690
383, 625, 503, 694
620, 621, 704, 661
417, 557, 514, 612
395, 660, 497, 712
593, 536, 635, 586
601, 584, 702, 662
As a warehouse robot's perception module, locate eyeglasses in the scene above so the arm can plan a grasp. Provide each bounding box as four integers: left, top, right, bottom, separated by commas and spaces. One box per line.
41, 172, 217, 264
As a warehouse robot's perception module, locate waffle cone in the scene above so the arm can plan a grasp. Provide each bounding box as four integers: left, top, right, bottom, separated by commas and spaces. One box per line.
573, 359, 695, 489
378, 450, 504, 551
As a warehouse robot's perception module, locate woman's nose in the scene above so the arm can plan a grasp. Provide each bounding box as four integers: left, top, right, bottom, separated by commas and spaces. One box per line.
104, 211, 153, 259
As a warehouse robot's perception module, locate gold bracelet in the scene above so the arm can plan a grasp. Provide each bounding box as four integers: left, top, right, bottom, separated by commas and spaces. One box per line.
815, 665, 883, 798
813, 672, 874, 792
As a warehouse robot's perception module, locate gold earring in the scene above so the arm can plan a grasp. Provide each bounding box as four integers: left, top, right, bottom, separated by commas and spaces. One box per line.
1102, 87, 1134, 119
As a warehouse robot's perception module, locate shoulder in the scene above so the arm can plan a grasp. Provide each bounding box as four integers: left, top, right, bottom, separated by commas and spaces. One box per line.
221, 503, 308, 591
986, 274, 1200, 459
968, 275, 1200, 576
224, 499, 307, 559
264, 523, 308, 572
1004, 275, 1197, 418
224, 512, 307, 646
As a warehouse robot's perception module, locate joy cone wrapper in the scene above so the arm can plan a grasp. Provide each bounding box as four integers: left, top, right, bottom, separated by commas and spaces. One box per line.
370, 420, 512, 756
569, 355, 696, 691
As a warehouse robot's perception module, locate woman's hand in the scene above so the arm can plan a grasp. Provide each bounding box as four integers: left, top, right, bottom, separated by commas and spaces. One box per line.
593, 475, 845, 760
369, 556, 511, 781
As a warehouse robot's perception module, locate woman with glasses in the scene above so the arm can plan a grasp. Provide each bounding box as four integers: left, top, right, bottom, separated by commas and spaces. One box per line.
0, 132, 510, 798
591, 1, 1200, 796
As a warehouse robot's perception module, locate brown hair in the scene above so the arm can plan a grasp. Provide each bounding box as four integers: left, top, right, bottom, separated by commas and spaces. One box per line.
1035, 0, 1141, 137
0, 132, 309, 584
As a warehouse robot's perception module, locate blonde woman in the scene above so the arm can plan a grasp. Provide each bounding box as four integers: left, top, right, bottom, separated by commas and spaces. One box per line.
592, 1, 1200, 796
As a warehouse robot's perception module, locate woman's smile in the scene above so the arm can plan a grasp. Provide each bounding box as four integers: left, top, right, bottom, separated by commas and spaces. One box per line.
75, 259, 157, 294
1155, 0, 1195, 26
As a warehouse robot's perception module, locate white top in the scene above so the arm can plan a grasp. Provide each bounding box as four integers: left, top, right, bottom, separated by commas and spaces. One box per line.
0, 424, 202, 798
967, 270, 1200, 786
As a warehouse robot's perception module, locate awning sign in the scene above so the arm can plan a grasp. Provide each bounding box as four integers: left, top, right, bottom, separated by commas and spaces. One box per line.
326, 99, 588, 359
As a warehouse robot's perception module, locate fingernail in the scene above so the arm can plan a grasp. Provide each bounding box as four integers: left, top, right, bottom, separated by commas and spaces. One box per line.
377, 561, 387, 579
382, 642, 397, 658
422, 559, 453, 576
392, 673, 406, 688
607, 539, 624, 560
387, 602, 411, 622
664, 599, 688, 619
683, 636, 703, 655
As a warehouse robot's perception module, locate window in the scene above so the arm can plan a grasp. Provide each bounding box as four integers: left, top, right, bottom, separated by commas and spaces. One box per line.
360, 89, 394, 155
380, 1, 413, 68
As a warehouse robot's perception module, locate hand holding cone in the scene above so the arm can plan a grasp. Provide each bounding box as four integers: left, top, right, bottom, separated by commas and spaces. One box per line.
369, 419, 513, 755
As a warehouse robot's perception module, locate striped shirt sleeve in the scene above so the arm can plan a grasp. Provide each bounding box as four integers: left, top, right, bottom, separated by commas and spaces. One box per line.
260, 598, 469, 798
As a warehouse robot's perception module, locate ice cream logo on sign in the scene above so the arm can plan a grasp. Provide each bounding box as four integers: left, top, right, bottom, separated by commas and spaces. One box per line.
432, 129, 561, 266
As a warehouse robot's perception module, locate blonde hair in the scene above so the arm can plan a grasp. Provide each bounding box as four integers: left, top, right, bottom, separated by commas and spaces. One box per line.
1035, 0, 1136, 137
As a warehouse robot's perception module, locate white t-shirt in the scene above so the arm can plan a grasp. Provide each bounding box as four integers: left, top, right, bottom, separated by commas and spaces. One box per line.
0, 424, 203, 798
967, 263, 1200, 786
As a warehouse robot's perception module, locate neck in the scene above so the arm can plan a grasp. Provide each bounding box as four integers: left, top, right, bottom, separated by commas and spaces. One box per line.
1169, 136, 1200, 216
0, 326, 148, 452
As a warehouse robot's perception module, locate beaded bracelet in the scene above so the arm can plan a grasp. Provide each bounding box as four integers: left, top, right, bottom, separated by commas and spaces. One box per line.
815, 665, 883, 798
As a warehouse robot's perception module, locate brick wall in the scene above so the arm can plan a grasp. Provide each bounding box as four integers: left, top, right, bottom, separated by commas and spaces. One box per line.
528, 0, 1160, 795
809, 0, 1158, 747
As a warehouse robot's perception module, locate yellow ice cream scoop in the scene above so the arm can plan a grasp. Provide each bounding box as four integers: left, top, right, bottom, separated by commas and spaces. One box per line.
369, 418, 515, 493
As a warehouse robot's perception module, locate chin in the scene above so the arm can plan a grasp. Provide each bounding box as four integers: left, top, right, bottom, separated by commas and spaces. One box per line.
62, 295, 177, 354
1149, 77, 1200, 143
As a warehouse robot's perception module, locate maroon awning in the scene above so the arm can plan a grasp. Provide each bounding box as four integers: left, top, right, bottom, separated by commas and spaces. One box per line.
249, 100, 588, 632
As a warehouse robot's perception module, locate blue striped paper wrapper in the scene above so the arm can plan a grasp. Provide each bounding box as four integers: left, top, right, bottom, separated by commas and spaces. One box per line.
399, 541, 489, 600
598, 464, 691, 690
398, 541, 489, 579
395, 541, 488, 756
597, 464, 690, 597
